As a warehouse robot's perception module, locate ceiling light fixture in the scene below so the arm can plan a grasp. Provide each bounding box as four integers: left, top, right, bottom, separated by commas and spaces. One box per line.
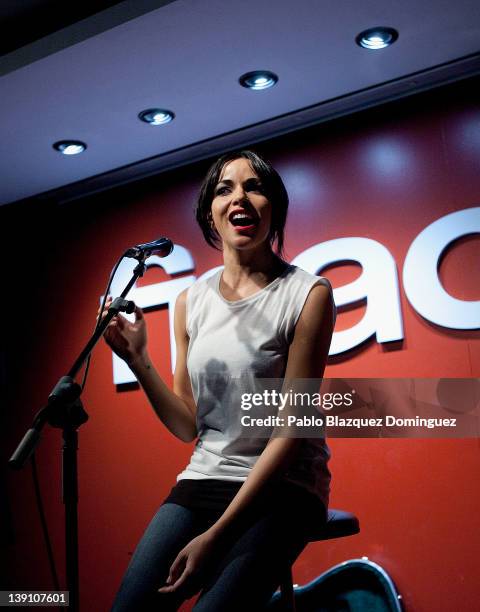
53, 141, 87, 155
356, 27, 399, 50
138, 108, 175, 125
239, 71, 278, 90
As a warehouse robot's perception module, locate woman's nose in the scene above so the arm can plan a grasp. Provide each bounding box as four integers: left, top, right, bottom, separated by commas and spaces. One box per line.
231, 185, 248, 203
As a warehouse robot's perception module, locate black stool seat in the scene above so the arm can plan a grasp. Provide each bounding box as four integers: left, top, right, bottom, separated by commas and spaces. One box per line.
306, 508, 360, 541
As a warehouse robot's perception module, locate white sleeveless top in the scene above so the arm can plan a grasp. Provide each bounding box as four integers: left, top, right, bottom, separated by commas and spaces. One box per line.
176, 264, 336, 508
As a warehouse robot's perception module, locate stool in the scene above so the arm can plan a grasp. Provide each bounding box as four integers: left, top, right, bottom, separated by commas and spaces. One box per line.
276, 509, 360, 612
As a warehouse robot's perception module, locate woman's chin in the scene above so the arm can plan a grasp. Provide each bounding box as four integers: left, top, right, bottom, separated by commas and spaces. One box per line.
226, 235, 266, 252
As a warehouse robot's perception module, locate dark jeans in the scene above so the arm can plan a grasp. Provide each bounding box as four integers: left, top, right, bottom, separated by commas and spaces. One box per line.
111, 493, 327, 611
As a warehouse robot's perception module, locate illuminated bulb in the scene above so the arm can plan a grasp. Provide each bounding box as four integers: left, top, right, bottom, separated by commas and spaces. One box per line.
356, 27, 398, 50
53, 141, 87, 155
239, 71, 278, 90
138, 108, 175, 125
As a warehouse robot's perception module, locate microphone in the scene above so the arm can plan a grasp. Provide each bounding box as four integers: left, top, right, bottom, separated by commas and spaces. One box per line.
124, 237, 173, 259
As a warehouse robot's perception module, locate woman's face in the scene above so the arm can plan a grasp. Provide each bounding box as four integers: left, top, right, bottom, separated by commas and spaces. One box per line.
210, 157, 272, 252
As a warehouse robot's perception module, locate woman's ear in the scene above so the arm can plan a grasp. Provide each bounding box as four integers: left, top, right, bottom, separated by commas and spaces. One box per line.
207, 211, 215, 229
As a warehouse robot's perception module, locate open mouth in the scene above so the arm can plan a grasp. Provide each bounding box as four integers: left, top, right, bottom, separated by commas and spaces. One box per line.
228, 211, 259, 230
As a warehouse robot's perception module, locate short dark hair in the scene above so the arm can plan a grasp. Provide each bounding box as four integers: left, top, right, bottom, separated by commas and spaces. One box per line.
195, 150, 289, 255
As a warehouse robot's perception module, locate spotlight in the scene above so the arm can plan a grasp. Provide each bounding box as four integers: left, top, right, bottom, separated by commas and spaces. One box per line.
138, 109, 175, 125
239, 71, 278, 90
53, 141, 87, 155
356, 27, 398, 50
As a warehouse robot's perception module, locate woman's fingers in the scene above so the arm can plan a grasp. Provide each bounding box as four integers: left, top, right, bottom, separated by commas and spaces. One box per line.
158, 553, 189, 593
99, 297, 147, 362
98, 298, 141, 326
97, 296, 113, 320
98, 298, 130, 328
169, 553, 184, 584
159, 568, 190, 593
112, 314, 126, 330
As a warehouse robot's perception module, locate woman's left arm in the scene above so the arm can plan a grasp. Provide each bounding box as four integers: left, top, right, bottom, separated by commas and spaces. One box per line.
159, 282, 334, 594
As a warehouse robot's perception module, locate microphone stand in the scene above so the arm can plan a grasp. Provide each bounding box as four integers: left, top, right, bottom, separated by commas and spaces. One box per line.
9, 256, 148, 612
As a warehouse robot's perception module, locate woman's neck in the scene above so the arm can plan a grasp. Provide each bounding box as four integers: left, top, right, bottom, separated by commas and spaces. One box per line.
220, 244, 288, 291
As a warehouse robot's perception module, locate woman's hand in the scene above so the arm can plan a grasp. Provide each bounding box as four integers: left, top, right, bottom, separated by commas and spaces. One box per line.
99, 297, 147, 366
158, 530, 219, 595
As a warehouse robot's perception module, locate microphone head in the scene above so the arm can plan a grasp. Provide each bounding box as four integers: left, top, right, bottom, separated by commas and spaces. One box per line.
147, 237, 173, 257
125, 237, 174, 259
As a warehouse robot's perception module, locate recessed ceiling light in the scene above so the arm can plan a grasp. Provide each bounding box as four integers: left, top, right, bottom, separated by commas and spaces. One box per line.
53, 140, 87, 155
239, 71, 278, 90
138, 108, 175, 125
356, 27, 399, 50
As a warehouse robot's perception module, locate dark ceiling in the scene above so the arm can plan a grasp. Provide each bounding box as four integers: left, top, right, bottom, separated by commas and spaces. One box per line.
0, 1, 125, 56
1, 0, 479, 207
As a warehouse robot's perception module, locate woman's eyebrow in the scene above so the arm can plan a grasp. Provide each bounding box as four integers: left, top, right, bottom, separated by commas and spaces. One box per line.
216, 177, 261, 186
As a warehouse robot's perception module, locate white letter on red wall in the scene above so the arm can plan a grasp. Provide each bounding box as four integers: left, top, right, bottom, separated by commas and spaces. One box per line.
292, 238, 404, 355
403, 206, 480, 329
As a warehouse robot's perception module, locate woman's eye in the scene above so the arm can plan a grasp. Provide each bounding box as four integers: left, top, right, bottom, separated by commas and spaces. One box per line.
215, 183, 262, 196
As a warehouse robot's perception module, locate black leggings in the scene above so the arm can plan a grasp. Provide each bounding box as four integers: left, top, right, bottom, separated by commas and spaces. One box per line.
112, 485, 327, 611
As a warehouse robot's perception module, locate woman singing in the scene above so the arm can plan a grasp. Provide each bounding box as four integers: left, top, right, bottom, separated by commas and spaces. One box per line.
106, 150, 336, 611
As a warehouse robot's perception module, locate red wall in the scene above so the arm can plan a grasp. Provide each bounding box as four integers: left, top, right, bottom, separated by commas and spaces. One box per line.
1, 78, 479, 611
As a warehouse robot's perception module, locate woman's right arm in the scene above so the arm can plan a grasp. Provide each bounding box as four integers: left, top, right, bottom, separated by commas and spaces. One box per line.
102, 289, 198, 443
